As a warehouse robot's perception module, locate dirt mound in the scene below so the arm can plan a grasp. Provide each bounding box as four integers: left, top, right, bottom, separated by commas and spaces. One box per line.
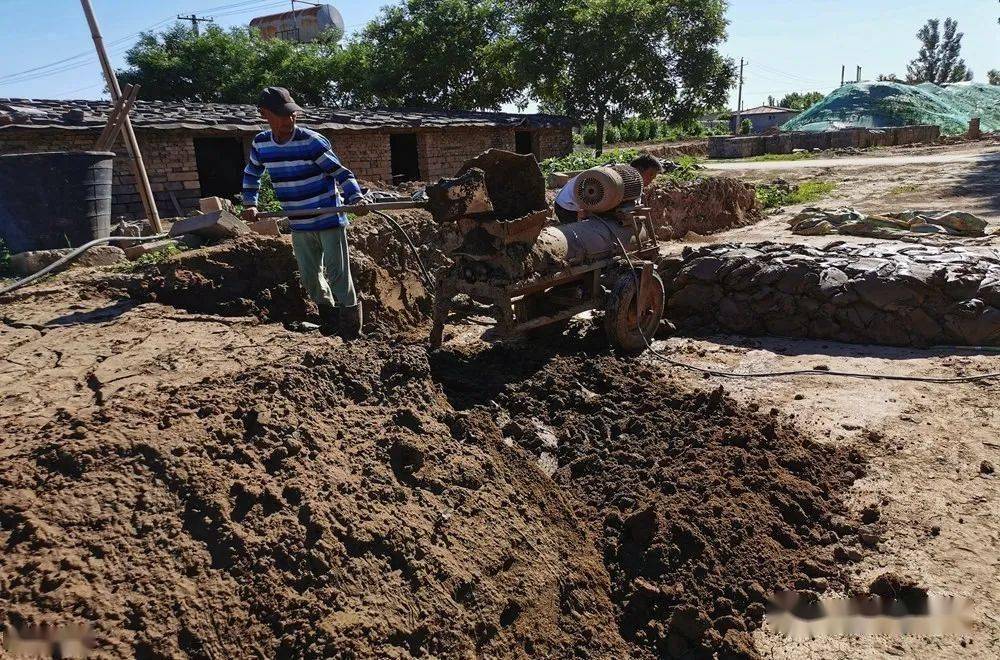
646, 177, 762, 240
134, 214, 449, 332
0, 342, 628, 658
133, 236, 310, 322
432, 346, 867, 658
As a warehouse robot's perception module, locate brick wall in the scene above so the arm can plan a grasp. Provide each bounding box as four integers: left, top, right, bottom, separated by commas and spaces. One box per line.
0, 123, 573, 218
316, 130, 392, 184
417, 127, 515, 180
536, 127, 573, 161
0, 127, 200, 218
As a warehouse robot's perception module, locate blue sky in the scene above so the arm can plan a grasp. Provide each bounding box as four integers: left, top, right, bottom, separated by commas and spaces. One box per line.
0, 0, 997, 111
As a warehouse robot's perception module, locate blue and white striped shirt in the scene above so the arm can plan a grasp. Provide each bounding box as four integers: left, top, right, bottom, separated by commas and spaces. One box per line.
242, 126, 364, 231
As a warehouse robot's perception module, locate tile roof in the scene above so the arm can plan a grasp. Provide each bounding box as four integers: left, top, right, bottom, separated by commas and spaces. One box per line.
731, 105, 800, 117
0, 98, 574, 132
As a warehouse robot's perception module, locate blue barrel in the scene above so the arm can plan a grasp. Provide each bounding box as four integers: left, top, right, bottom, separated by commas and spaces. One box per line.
0, 151, 115, 253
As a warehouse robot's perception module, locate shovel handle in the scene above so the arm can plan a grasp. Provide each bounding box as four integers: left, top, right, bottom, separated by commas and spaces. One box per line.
258, 200, 427, 219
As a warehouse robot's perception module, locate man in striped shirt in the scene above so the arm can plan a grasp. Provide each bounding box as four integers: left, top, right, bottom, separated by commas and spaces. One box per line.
241, 87, 367, 339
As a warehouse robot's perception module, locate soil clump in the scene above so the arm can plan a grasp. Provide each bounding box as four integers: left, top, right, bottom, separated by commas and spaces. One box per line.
0, 341, 628, 658
646, 177, 762, 240
432, 344, 867, 658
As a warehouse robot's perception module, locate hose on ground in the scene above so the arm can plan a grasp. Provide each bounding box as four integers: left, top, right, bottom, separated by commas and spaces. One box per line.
0, 234, 169, 297
371, 209, 436, 295
600, 222, 1000, 385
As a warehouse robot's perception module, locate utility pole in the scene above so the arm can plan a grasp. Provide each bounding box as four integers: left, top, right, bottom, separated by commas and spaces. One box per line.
80, 0, 161, 232
177, 14, 214, 35
841, 65, 845, 86
734, 58, 745, 135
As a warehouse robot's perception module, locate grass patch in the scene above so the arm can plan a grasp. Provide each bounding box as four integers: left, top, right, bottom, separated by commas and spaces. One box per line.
756, 181, 836, 209
540, 148, 641, 176
888, 183, 920, 195
747, 151, 816, 162
113, 244, 184, 272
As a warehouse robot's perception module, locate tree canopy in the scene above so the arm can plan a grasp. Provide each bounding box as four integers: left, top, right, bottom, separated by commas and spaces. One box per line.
905, 18, 973, 84
116, 0, 736, 152
778, 91, 824, 110
335, 0, 524, 110
512, 0, 733, 153
117, 24, 341, 104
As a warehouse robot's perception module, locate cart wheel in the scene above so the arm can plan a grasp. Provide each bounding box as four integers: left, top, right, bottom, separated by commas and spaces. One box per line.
603, 270, 664, 354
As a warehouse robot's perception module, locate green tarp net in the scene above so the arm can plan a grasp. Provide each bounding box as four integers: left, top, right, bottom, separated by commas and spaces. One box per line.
781, 81, 1000, 134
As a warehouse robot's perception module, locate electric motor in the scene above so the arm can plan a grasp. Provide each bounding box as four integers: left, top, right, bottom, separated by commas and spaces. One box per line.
573, 164, 644, 213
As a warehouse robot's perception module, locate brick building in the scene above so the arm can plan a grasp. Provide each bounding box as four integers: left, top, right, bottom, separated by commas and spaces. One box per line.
0, 99, 574, 219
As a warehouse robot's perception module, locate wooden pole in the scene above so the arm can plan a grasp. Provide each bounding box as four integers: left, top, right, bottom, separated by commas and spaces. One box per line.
79, 0, 162, 233
734, 58, 744, 135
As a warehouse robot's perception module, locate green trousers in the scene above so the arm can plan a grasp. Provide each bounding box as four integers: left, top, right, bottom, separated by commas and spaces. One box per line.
291, 226, 358, 308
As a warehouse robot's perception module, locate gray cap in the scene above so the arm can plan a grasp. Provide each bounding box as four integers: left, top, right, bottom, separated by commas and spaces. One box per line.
257, 87, 303, 116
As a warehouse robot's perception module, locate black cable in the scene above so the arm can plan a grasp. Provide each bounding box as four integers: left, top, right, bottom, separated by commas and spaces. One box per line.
599, 220, 1000, 385
0, 234, 169, 297
370, 210, 436, 296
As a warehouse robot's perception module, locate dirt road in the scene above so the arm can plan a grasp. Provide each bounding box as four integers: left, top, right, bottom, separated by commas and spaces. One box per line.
705, 148, 1000, 172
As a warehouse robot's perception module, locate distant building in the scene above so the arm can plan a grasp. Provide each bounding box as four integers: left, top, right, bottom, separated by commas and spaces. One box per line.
0, 99, 572, 219
729, 105, 800, 134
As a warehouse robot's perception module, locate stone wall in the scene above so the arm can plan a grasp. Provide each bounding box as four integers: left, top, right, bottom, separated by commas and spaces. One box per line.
708, 125, 941, 159
662, 242, 1000, 347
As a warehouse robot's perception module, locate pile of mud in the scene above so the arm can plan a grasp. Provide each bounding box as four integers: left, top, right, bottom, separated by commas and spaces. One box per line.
0, 342, 627, 657
432, 345, 869, 658
646, 177, 762, 240
134, 211, 448, 331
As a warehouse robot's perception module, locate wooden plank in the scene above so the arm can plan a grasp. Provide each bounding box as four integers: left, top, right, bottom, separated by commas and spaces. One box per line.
81, 0, 162, 233
507, 301, 596, 335
94, 84, 139, 150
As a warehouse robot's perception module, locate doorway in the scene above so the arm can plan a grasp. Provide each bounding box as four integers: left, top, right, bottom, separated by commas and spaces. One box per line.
390, 133, 421, 184
193, 137, 246, 199
515, 130, 534, 156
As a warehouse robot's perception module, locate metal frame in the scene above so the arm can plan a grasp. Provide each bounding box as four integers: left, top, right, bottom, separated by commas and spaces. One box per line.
430, 207, 660, 347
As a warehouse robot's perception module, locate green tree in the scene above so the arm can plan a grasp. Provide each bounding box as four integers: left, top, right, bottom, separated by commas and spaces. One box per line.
988, 70, 1000, 85
335, 0, 524, 110
512, 0, 734, 155
905, 18, 973, 84
778, 91, 825, 110
116, 23, 342, 104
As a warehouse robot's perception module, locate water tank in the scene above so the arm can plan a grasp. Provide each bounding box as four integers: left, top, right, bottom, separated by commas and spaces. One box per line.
0, 151, 114, 253
249, 4, 344, 43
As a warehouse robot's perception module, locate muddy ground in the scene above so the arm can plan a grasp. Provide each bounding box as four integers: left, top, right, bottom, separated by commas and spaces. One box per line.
1, 141, 998, 659
660, 141, 1000, 658
2, 229, 868, 658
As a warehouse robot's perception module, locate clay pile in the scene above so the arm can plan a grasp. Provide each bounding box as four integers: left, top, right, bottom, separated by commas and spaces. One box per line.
432, 345, 868, 659
663, 241, 1000, 346
0, 342, 628, 658
645, 178, 762, 240
133, 211, 446, 332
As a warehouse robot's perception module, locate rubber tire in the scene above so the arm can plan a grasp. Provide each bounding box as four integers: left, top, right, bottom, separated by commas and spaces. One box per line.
603, 271, 664, 354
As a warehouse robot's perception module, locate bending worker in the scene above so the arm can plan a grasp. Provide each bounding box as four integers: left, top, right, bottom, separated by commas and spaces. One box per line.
553, 153, 663, 223
241, 86, 366, 340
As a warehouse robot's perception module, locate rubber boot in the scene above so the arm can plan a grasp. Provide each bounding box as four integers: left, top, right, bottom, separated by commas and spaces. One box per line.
339, 302, 363, 340
318, 303, 340, 337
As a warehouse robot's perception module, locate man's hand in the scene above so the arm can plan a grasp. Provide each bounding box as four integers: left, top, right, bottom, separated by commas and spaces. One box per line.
352, 204, 370, 217
241, 206, 259, 223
